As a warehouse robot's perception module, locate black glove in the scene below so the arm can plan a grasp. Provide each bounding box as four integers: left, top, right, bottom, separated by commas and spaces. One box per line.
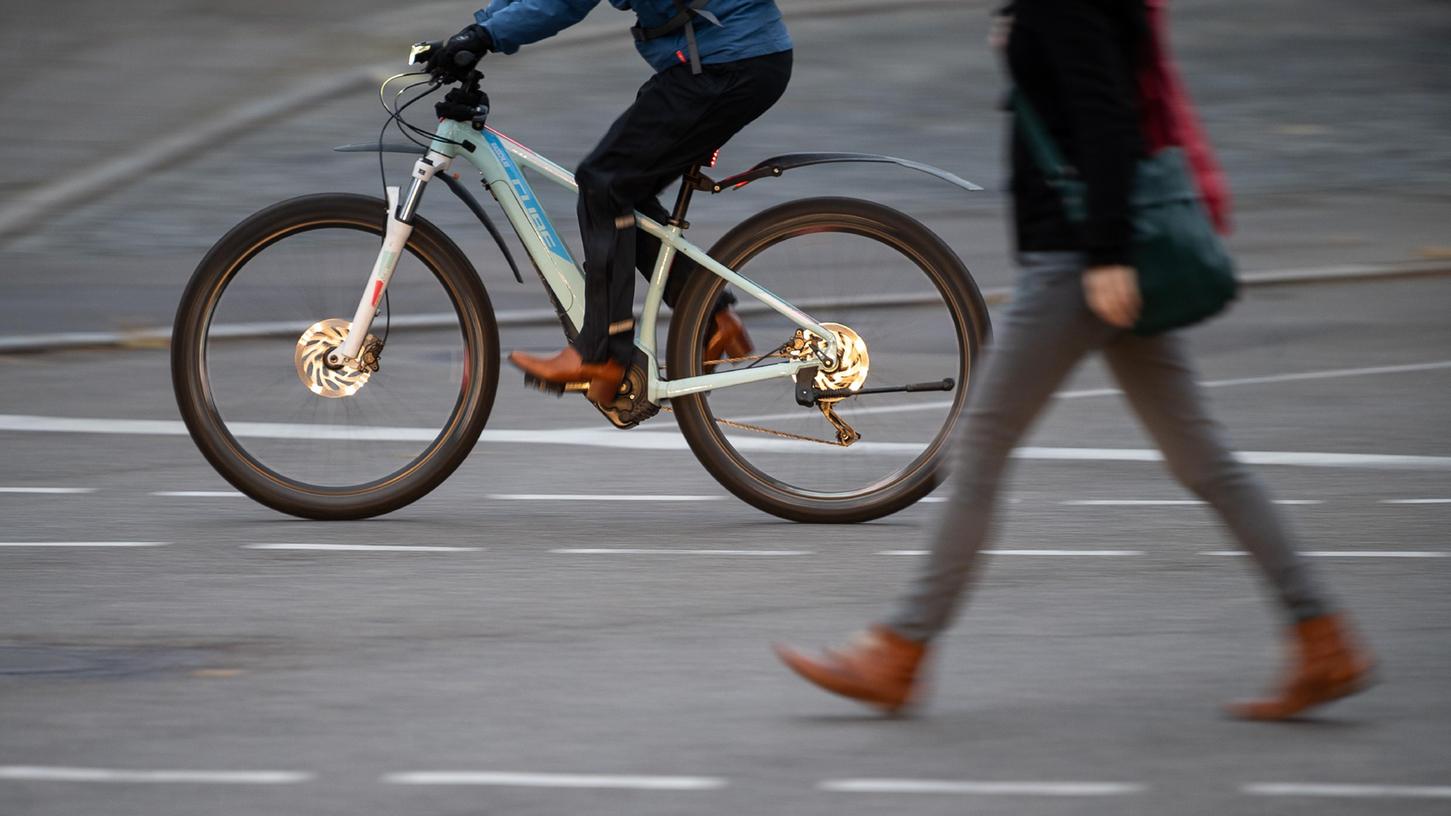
426, 23, 492, 79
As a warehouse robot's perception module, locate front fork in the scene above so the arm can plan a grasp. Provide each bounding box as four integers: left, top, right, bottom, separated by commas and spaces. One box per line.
327, 151, 453, 368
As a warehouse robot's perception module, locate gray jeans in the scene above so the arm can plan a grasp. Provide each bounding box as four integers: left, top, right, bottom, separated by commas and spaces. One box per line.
887, 252, 1329, 641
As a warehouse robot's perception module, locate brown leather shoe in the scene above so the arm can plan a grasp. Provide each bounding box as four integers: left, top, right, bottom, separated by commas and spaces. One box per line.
1226, 613, 1376, 721
508, 346, 626, 405
774, 626, 928, 713
704, 307, 753, 362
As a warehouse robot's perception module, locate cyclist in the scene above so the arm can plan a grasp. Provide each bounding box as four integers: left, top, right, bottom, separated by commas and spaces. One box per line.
428, 0, 794, 404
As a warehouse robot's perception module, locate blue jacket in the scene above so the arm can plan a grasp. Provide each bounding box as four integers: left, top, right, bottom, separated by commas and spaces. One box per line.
474, 0, 792, 73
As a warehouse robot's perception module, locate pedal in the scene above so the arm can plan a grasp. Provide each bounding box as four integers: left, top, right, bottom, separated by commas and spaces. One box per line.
522, 373, 588, 397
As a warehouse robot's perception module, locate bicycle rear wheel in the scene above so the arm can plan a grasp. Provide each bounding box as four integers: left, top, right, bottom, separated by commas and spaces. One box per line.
171, 193, 499, 520
667, 197, 989, 523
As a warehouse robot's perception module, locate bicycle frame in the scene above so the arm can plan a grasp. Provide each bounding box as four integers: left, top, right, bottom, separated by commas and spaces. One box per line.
333, 117, 838, 404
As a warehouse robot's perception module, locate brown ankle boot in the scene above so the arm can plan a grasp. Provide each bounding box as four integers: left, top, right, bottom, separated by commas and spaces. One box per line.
508, 347, 626, 405
704, 307, 753, 362
1226, 613, 1376, 721
774, 626, 928, 713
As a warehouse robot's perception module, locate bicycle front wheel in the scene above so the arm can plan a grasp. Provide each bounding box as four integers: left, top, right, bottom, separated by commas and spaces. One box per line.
668, 197, 989, 523
171, 193, 499, 520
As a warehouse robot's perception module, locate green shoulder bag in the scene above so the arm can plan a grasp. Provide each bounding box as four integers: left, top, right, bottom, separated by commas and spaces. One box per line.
1012, 91, 1238, 335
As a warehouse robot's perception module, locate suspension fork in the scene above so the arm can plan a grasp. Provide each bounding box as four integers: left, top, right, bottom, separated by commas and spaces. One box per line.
327, 150, 453, 368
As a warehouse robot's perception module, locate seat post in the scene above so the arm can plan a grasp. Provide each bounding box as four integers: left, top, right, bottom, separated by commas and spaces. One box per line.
669, 161, 707, 228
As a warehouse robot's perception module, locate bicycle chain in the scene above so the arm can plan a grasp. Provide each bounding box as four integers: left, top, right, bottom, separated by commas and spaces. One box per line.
662, 352, 851, 447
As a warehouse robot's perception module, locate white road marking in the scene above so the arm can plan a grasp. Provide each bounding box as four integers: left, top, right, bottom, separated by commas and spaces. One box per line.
1065, 499, 1206, 506
244, 543, 480, 552
879, 549, 1143, 556
1382, 498, 1451, 504
1204, 550, 1447, 558
1063, 499, 1322, 506
0, 487, 95, 494
819, 779, 1145, 796
489, 493, 723, 502
1244, 783, 1451, 799
0, 766, 311, 784
151, 490, 243, 498
553, 548, 811, 556
721, 360, 1451, 424
382, 771, 725, 790
3, 414, 1448, 470
0, 542, 167, 548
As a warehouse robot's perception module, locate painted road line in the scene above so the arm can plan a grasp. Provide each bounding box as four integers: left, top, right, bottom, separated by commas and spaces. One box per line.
879, 549, 1142, 556
1204, 551, 1447, 558
382, 771, 726, 790
553, 548, 812, 556
1382, 498, 1451, 504
1244, 783, 1451, 799
0, 766, 310, 784
152, 490, 244, 498
5, 414, 1450, 470
1063, 499, 1322, 506
0, 542, 167, 548
245, 543, 480, 553
489, 494, 723, 502
819, 779, 1145, 796
0, 487, 95, 494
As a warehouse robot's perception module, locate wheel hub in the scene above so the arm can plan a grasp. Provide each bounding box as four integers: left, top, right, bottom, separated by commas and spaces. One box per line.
295, 318, 378, 399
789, 322, 870, 401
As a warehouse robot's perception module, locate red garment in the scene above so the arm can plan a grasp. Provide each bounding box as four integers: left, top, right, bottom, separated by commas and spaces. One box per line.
1137, 0, 1232, 234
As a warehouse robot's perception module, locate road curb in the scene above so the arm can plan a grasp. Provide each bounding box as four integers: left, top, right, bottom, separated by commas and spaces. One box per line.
0, 0, 956, 246
2, 259, 1446, 354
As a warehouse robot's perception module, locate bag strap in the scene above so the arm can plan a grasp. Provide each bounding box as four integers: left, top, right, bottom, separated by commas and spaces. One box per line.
631, 0, 721, 75
1009, 89, 1088, 223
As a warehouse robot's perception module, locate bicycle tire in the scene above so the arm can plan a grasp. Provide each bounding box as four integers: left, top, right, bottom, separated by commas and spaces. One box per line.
171, 193, 499, 520
667, 197, 989, 523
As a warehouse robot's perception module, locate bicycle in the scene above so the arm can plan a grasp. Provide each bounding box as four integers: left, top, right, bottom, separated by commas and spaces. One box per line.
171, 44, 991, 524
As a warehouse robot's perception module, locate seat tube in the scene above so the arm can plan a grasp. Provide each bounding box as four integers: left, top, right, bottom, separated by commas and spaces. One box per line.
331, 151, 451, 366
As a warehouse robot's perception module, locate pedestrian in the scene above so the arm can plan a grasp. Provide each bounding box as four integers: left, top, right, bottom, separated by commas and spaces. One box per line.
774, 0, 1375, 721
427, 0, 792, 404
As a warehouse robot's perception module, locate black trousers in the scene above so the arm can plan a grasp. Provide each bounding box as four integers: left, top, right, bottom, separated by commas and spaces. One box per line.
573, 50, 793, 363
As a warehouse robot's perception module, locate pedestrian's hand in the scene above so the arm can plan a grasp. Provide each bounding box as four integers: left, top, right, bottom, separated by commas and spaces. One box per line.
1083, 265, 1141, 328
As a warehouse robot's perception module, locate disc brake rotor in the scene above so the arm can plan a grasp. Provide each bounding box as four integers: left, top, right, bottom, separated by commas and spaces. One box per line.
295, 318, 377, 399
789, 322, 871, 401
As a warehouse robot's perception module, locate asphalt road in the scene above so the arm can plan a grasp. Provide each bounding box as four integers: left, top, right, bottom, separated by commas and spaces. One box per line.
3, 0, 1451, 814
2, 274, 1450, 815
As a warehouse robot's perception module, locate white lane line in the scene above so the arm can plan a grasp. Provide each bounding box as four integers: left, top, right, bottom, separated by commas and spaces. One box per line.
382, 771, 726, 790
0, 766, 311, 784
1065, 499, 1206, 506
0, 487, 95, 494
819, 779, 1145, 796
1244, 783, 1451, 799
1382, 498, 1451, 504
1204, 550, 1447, 558
489, 494, 723, 502
151, 490, 243, 498
722, 360, 1451, 424
553, 548, 811, 556
0, 541, 167, 548
4, 414, 1449, 470
879, 549, 1143, 557
245, 543, 480, 553
1063, 499, 1322, 506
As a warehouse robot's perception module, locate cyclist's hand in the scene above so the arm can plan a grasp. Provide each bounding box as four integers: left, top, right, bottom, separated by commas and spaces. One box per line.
426, 23, 492, 79
1083, 264, 1141, 328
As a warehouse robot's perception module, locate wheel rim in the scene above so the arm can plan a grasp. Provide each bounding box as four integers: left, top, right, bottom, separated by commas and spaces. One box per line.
193, 221, 477, 493
690, 218, 972, 501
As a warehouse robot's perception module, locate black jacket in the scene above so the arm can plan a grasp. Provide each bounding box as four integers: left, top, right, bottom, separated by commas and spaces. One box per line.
1006, 0, 1147, 267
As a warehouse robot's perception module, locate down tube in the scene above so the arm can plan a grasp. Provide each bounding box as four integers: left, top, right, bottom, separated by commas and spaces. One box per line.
458, 125, 586, 331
